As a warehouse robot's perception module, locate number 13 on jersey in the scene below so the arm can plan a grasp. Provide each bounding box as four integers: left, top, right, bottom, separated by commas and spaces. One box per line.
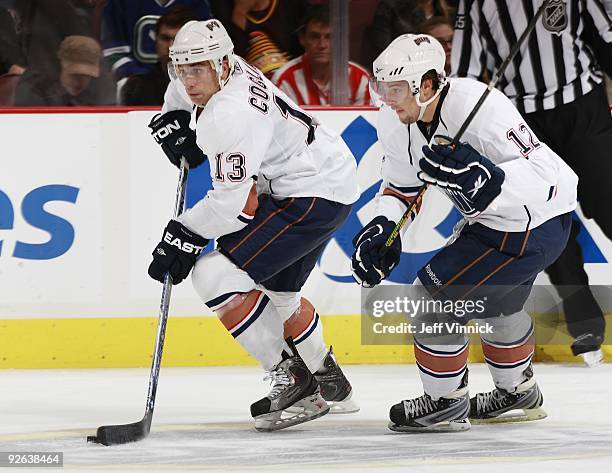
215, 153, 247, 182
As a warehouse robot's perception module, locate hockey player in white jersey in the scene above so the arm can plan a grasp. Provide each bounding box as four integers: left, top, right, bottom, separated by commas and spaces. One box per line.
146, 19, 360, 431
352, 34, 578, 432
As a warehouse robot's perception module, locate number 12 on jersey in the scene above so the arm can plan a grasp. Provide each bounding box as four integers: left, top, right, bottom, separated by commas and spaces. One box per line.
507, 123, 541, 158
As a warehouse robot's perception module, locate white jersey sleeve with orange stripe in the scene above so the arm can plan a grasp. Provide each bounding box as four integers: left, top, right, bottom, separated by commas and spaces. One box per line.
176, 91, 271, 240
375, 104, 423, 233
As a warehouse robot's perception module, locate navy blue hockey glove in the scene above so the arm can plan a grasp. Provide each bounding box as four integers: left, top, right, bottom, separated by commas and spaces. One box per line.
418, 135, 505, 217
149, 110, 207, 169
148, 220, 209, 285
351, 216, 401, 288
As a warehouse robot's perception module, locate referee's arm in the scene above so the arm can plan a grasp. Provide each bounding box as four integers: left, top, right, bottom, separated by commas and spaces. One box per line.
583, 0, 612, 75
585, 0, 612, 41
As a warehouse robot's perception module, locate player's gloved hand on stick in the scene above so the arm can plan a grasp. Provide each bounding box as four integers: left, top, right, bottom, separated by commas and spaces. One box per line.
148, 220, 209, 285
148, 110, 207, 169
351, 216, 401, 288
418, 135, 505, 216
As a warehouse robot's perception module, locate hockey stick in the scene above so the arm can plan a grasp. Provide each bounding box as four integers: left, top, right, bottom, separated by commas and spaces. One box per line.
87, 157, 190, 446
382, 0, 551, 251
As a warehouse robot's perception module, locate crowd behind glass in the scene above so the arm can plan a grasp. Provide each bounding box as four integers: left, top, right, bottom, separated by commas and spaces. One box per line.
1, 1, 609, 108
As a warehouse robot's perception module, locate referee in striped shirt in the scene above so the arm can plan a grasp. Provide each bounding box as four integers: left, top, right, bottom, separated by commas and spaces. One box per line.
450, 0, 612, 365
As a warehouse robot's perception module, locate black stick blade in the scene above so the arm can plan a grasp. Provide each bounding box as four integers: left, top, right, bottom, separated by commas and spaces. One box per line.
87, 415, 152, 446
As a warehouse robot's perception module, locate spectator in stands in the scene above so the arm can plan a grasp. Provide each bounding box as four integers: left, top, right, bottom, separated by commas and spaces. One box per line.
121, 7, 197, 105
418, 16, 453, 74
363, 0, 454, 69
347, 0, 380, 67
72, 0, 107, 40
11, 0, 97, 77
272, 4, 371, 106
417, 0, 455, 19
0, 6, 26, 75
15, 35, 115, 105
101, 0, 211, 84
210, 0, 309, 77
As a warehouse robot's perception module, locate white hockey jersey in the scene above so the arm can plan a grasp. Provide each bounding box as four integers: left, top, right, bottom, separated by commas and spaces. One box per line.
375, 77, 578, 233
161, 57, 359, 239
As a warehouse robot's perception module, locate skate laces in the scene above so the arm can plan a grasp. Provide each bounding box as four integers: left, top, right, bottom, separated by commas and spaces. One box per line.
263, 367, 292, 399
405, 395, 438, 418
477, 389, 508, 412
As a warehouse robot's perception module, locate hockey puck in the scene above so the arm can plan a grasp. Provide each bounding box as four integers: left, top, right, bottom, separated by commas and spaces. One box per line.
86, 435, 99, 443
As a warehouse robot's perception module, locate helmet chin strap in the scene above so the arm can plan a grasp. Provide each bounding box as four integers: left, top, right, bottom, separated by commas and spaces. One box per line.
415, 86, 444, 121
213, 55, 235, 90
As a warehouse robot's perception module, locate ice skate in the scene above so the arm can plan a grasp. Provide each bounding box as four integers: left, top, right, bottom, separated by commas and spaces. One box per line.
388, 372, 470, 433
314, 347, 359, 414
250, 341, 329, 432
470, 365, 547, 424
572, 334, 604, 368
287, 347, 359, 414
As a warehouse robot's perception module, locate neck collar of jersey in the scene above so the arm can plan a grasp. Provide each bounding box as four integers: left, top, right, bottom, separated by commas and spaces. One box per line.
416, 82, 450, 142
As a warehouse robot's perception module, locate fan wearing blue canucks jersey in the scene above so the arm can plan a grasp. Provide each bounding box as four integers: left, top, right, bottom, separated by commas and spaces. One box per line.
101, 0, 212, 81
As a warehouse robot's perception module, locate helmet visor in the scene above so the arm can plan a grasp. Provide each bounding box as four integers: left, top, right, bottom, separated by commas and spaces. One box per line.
370, 79, 413, 106
172, 61, 217, 84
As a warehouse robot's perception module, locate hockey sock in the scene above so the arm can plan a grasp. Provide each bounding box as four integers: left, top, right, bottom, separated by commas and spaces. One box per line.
283, 298, 327, 373
482, 310, 534, 391
216, 290, 284, 370
414, 337, 469, 400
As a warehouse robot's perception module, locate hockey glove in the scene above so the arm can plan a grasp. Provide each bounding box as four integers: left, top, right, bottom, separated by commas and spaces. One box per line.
418, 135, 505, 217
148, 220, 208, 285
351, 216, 401, 288
148, 110, 207, 169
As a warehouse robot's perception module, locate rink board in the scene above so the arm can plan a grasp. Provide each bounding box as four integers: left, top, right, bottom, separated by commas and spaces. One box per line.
1, 108, 611, 368
1, 314, 611, 369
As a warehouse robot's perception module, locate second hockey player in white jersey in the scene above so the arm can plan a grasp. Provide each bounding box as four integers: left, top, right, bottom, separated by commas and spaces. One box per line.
147, 19, 360, 431
352, 34, 578, 432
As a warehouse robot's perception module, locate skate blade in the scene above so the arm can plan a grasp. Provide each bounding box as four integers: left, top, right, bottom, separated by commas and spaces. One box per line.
388, 418, 471, 433
286, 397, 360, 414
581, 349, 604, 368
470, 407, 547, 424
254, 393, 330, 432
328, 398, 360, 414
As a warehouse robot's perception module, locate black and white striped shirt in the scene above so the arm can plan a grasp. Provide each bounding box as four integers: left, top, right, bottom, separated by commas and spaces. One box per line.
450, 0, 612, 113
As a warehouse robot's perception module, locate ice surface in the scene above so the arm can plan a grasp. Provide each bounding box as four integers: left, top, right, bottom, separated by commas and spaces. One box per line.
1, 364, 611, 472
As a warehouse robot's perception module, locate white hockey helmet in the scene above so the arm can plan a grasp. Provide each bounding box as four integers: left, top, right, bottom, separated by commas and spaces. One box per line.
169, 19, 235, 88
372, 34, 447, 117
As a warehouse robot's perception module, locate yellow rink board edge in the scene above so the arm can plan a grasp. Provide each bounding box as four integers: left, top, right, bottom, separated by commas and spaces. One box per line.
0, 314, 610, 369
